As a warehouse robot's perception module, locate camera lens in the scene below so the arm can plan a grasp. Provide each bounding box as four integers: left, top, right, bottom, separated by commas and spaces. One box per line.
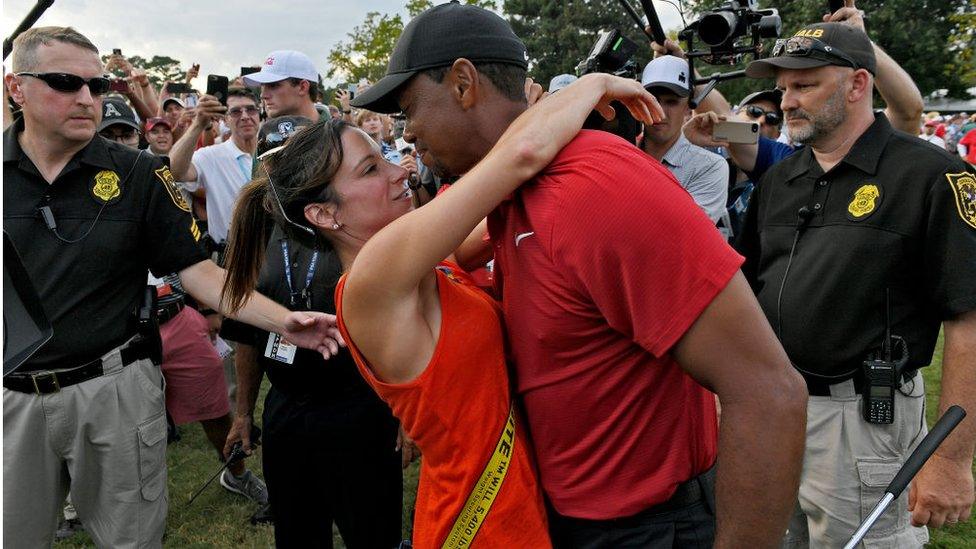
698, 11, 738, 47
752, 124, 758, 132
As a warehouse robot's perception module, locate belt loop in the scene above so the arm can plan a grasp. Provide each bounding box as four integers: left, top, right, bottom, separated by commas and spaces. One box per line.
829, 378, 857, 399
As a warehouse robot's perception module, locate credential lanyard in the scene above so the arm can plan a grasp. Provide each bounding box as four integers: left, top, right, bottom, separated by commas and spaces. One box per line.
279, 238, 319, 308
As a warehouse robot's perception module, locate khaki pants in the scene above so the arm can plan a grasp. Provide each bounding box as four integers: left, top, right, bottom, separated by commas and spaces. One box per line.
3, 346, 168, 548
783, 373, 930, 548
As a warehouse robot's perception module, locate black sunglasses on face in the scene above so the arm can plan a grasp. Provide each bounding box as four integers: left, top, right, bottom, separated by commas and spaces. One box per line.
100, 128, 138, 141
744, 105, 782, 126
771, 36, 860, 71
17, 72, 111, 95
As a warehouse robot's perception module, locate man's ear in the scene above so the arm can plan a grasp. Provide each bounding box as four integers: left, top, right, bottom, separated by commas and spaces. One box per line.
5, 73, 25, 106
848, 69, 872, 103
297, 79, 311, 98
304, 202, 337, 231
448, 58, 479, 110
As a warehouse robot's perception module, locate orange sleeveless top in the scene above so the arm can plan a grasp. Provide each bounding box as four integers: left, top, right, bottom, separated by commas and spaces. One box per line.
335, 262, 550, 548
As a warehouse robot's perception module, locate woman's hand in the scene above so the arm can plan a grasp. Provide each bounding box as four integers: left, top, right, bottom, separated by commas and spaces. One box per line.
584, 72, 663, 125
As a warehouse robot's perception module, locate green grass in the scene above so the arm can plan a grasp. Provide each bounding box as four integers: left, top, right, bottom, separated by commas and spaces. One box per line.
55, 333, 973, 547
54, 378, 420, 548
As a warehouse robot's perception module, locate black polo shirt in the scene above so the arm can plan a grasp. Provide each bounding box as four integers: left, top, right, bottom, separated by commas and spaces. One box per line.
221, 227, 382, 404
3, 118, 208, 371
738, 114, 976, 379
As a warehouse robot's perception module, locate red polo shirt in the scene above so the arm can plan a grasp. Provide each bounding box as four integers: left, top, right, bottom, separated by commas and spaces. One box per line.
487, 130, 743, 519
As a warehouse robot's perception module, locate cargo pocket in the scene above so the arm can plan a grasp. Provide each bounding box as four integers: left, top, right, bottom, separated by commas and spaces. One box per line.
857, 459, 906, 542
138, 413, 167, 501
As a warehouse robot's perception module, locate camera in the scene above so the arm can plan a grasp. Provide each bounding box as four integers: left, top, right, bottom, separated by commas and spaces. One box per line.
679, 0, 781, 65
575, 29, 642, 142
576, 29, 640, 79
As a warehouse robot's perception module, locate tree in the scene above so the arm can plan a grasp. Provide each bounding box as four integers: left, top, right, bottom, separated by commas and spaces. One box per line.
101, 54, 185, 89
327, 11, 405, 84
327, 1, 499, 84
683, 0, 974, 103
504, 0, 651, 85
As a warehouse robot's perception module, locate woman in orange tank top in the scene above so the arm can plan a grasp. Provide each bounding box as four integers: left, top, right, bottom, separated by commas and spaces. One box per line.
221, 74, 662, 547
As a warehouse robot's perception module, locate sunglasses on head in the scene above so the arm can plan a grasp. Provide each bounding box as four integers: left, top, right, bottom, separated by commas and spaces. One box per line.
744, 104, 782, 126
262, 163, 316, 237
17, 72, 111, 95
772, 36, 860, 71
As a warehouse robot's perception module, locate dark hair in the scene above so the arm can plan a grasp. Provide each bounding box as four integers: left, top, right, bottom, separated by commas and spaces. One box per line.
222, 119, 349, 312
421, 61, 527, 103
286, 77, 319, 102
227, 86, 257, 104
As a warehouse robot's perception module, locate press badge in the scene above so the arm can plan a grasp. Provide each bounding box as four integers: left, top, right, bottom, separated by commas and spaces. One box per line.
264, 332, 297, 364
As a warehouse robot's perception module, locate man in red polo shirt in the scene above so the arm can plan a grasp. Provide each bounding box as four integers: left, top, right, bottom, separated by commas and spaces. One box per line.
353, 4, 808, 547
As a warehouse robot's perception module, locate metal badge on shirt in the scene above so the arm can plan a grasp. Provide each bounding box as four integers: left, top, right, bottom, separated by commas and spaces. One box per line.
264, 332, 297, 364
91, 170, 121, 204
846, 183, 883, 221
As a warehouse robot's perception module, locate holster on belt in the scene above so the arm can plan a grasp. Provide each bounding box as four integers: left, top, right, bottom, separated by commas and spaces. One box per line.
136, 285, 163, 365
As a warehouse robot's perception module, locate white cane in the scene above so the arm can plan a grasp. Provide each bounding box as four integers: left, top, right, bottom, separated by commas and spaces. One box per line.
844, 405, 967, 549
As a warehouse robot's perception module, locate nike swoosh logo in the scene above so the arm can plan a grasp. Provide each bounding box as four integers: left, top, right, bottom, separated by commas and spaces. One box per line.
515, 231, 535, 246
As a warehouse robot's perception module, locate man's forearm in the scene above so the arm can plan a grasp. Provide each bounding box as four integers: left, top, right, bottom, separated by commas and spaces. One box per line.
180, 260, 288, 334
934, 312, 976, 463
170, 123, 204, 181
234, 343, 263, 417
714, 388, 806, 547
874, 44, 924, 135
128, 91, 154, 122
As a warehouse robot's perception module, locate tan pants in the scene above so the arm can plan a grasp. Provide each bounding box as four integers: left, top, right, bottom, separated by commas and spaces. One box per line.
3, 346, 167, 548
783, 373, 930, 548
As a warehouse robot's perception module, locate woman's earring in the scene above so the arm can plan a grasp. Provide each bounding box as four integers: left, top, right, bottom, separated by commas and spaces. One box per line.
332, 223, 340, 230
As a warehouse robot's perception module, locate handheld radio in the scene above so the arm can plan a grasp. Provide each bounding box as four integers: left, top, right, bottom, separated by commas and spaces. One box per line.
862, 290, 903, 424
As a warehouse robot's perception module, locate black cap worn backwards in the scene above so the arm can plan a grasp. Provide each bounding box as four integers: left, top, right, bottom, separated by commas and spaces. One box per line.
746, 22, 876, 79
351, 1, 528, 114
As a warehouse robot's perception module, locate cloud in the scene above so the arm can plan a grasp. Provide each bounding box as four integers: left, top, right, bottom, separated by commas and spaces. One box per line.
2, 0, 687, 82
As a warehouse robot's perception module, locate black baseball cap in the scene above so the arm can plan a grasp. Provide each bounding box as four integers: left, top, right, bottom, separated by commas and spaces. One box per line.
739, 89, 783, 114
98, 96, 139, 132
351, 1, 528, 114
746, 23, 876, 79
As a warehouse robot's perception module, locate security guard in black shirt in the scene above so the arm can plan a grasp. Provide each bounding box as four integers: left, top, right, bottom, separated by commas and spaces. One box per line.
738, 21, 976, 548
2, 27, 342, 548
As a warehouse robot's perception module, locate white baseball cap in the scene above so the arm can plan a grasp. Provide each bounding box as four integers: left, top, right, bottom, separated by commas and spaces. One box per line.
244, 50, 319, 86
548, 74, 578, 93
641, 55, 691, 97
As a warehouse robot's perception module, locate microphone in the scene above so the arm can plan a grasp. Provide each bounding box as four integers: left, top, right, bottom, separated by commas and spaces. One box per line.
796, 206, 813, 229
39, 206, 57, 231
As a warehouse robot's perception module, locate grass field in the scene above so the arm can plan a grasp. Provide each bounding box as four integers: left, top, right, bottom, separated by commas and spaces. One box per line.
55, 334, 974, 548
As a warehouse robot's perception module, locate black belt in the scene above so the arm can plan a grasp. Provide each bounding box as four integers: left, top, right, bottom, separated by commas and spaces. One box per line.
573, 466, 715, 529
157, 299, 186, 325
3, 342, 153, 395
806, 369, 918, 397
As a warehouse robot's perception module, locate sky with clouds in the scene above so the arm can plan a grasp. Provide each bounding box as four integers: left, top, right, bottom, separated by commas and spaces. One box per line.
2, 1, 684, 84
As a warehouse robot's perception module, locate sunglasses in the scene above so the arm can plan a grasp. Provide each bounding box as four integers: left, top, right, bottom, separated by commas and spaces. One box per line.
100, 127, 139, 142
17, 72, 111, 95
772, 36, 860, 71
263, 164, 315, 237
227, 105, 260, 118
743, 105, 782, 126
